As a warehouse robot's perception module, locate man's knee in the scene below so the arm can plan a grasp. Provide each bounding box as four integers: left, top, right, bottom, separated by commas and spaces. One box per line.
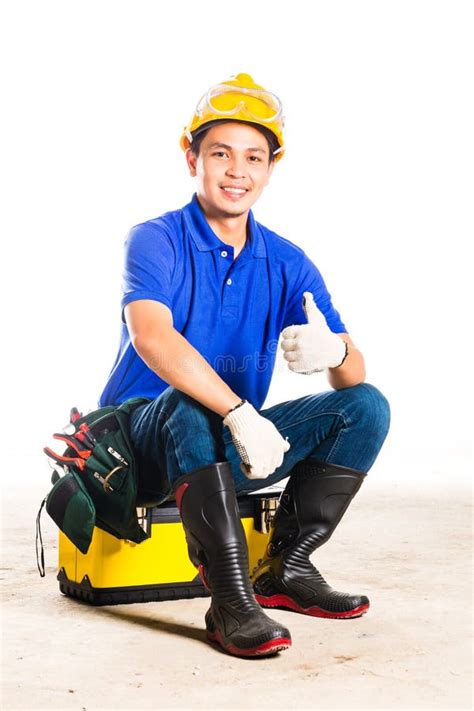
348, 382, 391, 438
157, 386, 189, 413
158, 388, 226, 475
160, 386, 209, 417
159, 387, 222, 440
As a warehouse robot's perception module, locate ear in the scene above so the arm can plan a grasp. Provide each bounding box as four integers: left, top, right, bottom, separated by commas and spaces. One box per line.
185, 148, 197, 177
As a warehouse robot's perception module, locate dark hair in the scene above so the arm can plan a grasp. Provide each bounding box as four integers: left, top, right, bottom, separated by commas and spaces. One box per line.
189, 120, 279, 164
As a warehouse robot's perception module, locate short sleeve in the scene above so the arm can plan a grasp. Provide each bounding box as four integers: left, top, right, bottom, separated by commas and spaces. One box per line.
282, 253, 347, 333
121, 222, 176, 322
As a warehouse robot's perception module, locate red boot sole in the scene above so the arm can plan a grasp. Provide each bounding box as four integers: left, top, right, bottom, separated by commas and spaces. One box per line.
206, 629, 291, 657
255, 593, 369, 619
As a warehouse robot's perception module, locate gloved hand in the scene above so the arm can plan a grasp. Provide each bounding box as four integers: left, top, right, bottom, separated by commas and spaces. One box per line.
281, 291, 348, 374
223, 401, 291, 480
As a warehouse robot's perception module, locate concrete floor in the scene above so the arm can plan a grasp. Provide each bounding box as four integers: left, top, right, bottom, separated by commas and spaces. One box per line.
1, 482, 472, 711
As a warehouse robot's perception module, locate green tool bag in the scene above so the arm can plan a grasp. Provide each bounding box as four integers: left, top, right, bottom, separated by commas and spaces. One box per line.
37, 397, 150, 576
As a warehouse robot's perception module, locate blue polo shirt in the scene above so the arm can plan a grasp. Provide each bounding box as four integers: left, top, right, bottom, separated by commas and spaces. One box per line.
98, 194, 347, 408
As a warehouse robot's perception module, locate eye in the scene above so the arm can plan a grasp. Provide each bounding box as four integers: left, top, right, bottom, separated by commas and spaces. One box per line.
212, 151, 228, 158
248, 155, 262, 163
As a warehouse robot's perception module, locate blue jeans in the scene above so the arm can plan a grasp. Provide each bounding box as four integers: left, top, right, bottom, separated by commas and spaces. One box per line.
129, 382, 391, 499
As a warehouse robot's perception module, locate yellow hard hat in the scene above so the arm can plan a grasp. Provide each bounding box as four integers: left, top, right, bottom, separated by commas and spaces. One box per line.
180, 73, 285, 161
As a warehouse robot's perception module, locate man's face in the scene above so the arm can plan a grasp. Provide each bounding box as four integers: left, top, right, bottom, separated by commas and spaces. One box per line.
185, 122, 275, 219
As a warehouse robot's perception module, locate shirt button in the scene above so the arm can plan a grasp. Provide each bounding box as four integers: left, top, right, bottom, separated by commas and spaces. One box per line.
221, 250, 228, 258
226, 278, 232, 286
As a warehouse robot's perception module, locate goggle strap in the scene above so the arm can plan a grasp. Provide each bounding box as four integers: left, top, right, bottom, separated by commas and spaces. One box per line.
185, 124, 284, 151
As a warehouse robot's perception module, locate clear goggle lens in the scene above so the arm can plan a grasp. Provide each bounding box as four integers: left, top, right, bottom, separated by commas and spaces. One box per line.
196, 83, 283, 124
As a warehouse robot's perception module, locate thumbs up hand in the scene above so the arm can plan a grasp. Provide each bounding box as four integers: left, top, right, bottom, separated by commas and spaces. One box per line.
280, 292, 348, 374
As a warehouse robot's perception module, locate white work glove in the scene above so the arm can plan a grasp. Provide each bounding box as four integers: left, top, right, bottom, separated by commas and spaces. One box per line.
223, 401, 291, 480
281, 291, 348, 374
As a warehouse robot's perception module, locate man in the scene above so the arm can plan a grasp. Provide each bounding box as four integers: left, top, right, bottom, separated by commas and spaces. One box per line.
99, 73, 391, 658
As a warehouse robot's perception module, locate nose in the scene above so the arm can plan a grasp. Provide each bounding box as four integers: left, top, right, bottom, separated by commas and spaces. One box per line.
225, 154, 246, 178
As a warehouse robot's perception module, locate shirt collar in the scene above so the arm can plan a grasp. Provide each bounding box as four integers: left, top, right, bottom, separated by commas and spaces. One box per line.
183, 193, 267, 259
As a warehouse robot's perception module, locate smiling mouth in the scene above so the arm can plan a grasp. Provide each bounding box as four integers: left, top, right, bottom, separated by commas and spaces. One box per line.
220, 186, 248, 196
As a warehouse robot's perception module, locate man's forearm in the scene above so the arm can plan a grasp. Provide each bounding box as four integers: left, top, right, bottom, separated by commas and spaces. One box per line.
133, 329, 242, 417
327, 338, 366, 390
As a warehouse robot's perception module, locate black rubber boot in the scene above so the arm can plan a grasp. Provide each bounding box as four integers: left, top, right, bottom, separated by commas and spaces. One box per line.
173, 461, 291, 657
251, 459, 370, 619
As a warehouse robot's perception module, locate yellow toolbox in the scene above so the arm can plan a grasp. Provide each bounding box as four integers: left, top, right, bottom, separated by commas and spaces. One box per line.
57, 487, 281, 605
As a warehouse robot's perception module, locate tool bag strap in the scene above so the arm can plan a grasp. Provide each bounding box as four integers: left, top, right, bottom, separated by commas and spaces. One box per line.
36, 497, 47, 577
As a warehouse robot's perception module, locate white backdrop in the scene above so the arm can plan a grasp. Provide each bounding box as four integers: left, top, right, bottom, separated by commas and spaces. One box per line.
1, 0, 472, 489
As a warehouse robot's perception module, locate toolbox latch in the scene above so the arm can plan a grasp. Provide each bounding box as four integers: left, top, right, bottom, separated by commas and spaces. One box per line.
254, 497, 278, 534
136, 506, 151, 536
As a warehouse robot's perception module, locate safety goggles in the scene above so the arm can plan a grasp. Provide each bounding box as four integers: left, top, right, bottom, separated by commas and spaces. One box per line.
195, 83, 284, 124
